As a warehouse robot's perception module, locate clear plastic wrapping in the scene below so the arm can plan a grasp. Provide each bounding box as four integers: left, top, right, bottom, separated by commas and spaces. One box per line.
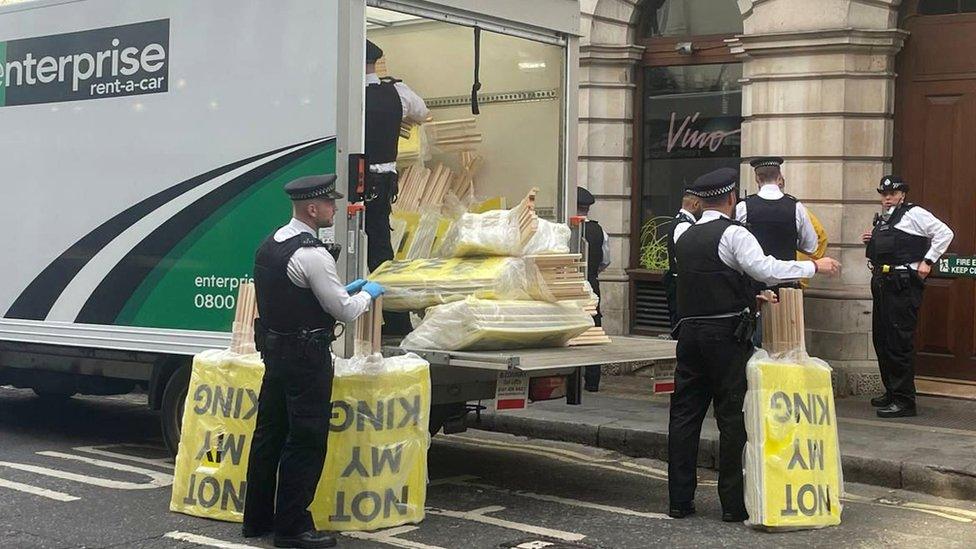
437, 208, 522, 258
743, 349, 844, 530
369, 256, 552, 311
171, 349, 431, 532
400, 297, 594, 351
522, 218, 571, 256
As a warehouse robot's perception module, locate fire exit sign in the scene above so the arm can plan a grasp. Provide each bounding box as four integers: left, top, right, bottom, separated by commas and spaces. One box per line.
937, 255, 976, 278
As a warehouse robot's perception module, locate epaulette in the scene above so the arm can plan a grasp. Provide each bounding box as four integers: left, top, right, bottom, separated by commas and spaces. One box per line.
298, 234, 326, 248
379, 76, 402, 85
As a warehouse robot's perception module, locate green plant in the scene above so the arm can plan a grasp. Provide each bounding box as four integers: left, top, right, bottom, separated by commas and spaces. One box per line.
639, 216, 672, 271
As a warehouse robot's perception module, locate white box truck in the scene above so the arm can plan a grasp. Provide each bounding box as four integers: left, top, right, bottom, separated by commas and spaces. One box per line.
0, 0, 675, 454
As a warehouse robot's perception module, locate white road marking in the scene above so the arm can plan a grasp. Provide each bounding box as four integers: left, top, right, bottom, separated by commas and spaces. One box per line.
163, 531, 260, 548
342, 525, 445, 549
37, 451, 173, 487
427, 505, 585, 542
844, 493, 976, 523
72, 444, 175, 471
0, 450, 172, 490
0, 477, 79, 501
440, 477, 671, 520
440, 434, 717, 487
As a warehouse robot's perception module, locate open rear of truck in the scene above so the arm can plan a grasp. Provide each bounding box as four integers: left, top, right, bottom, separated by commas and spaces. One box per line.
0, 0, 675, 453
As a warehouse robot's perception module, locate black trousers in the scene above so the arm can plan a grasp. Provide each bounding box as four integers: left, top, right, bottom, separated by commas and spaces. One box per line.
243, 353, 334, 536
365, 171, 397, 273
364, 171, 413, 335
871, 271, 924, 407
584, 278, 602, 390
668, 317, 752, 515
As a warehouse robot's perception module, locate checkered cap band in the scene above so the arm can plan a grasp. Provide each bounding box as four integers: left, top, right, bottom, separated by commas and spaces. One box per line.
686, 182, 736, 198
291, 186, 334, 200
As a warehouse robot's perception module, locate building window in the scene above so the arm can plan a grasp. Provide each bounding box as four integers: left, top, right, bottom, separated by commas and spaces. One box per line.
918, 0, 976, 14
638, 63, 742, 236
640, 0, 743, 38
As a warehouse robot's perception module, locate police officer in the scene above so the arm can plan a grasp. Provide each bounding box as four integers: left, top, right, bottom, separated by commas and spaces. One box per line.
363, 39, 429, 272
736, 157, 819, 346
862, 176, 953, 418
243, 175, 385, 548
363, 40, 427, 336
663, 179, 712, 330
668, 168, 840, 522
577, 187, 610, 392
736, 157, 818, 261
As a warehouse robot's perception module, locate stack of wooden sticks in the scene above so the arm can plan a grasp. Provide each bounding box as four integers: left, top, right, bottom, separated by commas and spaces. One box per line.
426, 118, 482, 151
510, 188, 540, 250
569, 304, 613, 346
354, 296, 384, 356
394, 163, 466, 212
524, 254, 611, 346
230, 282, 259, 354
760, 287, 806, 355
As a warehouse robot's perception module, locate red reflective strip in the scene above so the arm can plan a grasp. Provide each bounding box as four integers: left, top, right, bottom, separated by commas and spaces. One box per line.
496, 399, 526, 410
654, 381, 675, 393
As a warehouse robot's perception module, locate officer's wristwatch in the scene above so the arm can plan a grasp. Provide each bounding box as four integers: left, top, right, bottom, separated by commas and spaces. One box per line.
923, 258, 934, 266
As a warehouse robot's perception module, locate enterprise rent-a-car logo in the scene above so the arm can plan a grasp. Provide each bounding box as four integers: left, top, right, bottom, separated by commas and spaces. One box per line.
0, 19, 169, 107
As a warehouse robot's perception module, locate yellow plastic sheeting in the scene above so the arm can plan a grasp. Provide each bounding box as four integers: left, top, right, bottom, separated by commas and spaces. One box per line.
170, 349, 263, 522
400, 298, 594, 351
391, 211, 454, 261
744, 350, 843, 530
311, 354, 430, 531
368, 256, 552, 311
170, 351, 431, 532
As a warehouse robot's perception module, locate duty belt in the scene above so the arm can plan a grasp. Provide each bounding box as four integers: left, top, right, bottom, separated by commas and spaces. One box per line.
253, 318, 339, 361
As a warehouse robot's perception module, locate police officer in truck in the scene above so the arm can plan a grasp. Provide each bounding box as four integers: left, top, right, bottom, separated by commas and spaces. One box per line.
668, 168, 841, 523
243, 175, 384, 549
863, 176, 953, 419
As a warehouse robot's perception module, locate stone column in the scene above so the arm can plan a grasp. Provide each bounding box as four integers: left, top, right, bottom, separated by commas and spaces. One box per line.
730, 0, 906, 392
578, 0, 644, 335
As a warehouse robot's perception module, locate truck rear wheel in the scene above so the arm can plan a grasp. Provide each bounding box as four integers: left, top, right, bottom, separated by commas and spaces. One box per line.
161, 363, 190, 456
428, 403, 467, 437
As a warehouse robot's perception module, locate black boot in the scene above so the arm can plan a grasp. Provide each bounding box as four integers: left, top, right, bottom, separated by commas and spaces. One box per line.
668, 502, 696, 518
242, 523, 272, 538
273, 530, 337, 549
877, 402, 917, 418
870, 394, 892, 407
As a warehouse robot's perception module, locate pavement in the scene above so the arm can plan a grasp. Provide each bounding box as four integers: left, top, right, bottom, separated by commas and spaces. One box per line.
4, 385, 976, 548
467, 376, 976, 501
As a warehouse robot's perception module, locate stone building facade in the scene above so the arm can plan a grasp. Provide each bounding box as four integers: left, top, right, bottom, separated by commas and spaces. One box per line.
579, 0, 975, 395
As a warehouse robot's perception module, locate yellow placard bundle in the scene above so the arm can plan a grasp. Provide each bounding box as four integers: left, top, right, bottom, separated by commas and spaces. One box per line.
170, 351, 431, 532
743, 350, 844, 530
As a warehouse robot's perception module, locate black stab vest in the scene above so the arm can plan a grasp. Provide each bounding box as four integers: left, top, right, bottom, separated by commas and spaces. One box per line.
866, 204, 930, 266
675, 217, 754, 319
666, 211, 696, 275
253, 232, 336, 333
365, 78, 403, 165
744, 193, 798, 261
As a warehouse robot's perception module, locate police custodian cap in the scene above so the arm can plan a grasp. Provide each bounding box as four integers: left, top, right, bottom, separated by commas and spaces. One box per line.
577, 186, 595, 207
366, 40, 383, 63
284, 174, 344, 201
686, 168, 738, 198
877, 175, 909, 193
749, 156, 784, 169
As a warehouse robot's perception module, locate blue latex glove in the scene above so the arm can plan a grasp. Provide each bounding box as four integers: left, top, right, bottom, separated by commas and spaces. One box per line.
362, 281, 385, 299
345, 278, 367, 294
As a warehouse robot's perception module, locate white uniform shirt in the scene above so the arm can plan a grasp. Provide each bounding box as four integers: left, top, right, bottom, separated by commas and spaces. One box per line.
672, 208, 697, 243
275, 219, 371, 323
678, 210, 816, 286
366, 72, 429, 174
887, 205, 954, 270
735, 184, 818, 255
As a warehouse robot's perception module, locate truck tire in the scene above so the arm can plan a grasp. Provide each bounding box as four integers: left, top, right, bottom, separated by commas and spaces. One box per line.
428, 403, 466, 437
161, 363, 190, 456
